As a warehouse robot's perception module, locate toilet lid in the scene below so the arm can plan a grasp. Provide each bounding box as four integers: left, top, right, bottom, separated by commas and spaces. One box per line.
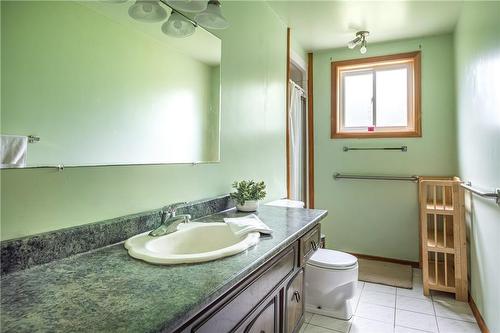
308, 249, 358, 269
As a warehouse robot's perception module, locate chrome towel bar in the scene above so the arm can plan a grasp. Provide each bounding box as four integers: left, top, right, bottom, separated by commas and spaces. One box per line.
343, 145, 407, 152
333, 173, 419, 182
460, 182, 500, 205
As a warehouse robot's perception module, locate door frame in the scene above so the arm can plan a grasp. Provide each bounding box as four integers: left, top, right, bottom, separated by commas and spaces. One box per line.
286, 28, 315, 208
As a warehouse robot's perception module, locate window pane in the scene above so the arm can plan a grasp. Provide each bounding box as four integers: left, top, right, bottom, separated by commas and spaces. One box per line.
376, 68, 408, 127
343, 72, 373, 127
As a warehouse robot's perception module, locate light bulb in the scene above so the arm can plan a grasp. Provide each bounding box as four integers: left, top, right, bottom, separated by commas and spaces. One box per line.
128, 0, 167, 23
347, 37, 360, 49
162, 11, 196, 38
360, 39, 367, 54
194, 0, 229, 29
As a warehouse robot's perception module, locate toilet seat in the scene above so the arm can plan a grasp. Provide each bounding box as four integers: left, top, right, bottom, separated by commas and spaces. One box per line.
308, 249, 357, 270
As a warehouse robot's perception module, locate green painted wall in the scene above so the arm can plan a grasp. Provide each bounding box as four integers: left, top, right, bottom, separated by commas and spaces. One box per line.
454, 2, 500, 331
313, 34, 457, 262
0, 1, 287, 240
291, 32, 307, 64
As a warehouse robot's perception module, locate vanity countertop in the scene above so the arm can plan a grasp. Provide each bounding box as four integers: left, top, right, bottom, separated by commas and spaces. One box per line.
0, 205, 327, 333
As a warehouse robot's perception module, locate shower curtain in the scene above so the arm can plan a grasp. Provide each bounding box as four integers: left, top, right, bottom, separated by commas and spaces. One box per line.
288, 81, 305, 201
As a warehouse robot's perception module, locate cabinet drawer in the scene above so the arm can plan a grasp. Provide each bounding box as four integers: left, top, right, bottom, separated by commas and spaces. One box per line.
193, 246, 296, 333
237, 296, 279, 333
299, 224, 320, 266
286, 269, 304, 333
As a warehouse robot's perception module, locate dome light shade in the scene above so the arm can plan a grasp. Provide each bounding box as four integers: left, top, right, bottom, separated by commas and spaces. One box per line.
162, 11, 196, 38
165, 0, 207, 13
194, 0, 229, 30
128, 0, 167, 23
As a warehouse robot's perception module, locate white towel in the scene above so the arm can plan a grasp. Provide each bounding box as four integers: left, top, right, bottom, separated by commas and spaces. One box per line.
224, 214, 272, 237
1, 135, 28, 168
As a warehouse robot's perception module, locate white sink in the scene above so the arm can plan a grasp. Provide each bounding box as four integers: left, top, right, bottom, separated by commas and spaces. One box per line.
124, 222, 260, 264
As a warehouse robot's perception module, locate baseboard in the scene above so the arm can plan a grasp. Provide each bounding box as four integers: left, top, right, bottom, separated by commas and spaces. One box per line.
348, 252, 420, 268
469, 293, 490, 333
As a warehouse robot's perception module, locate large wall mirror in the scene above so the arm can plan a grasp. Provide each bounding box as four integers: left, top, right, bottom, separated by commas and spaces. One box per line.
1, 0, 221, 168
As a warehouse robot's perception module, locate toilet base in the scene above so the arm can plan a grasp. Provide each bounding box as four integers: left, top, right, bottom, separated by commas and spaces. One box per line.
305, 298, 354, 320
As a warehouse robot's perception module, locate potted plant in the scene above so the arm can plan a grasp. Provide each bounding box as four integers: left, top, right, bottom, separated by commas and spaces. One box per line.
230, 180, 266, 212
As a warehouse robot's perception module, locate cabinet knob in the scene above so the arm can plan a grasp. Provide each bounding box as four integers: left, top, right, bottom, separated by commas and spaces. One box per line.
310, 240, 318, 250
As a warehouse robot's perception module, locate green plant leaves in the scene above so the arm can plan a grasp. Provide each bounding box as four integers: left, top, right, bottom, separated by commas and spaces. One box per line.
230, 180, 267, 206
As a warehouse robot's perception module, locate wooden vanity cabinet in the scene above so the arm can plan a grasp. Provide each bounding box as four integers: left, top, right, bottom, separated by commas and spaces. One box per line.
176, 223, 320, 333
286, 269, 304, 333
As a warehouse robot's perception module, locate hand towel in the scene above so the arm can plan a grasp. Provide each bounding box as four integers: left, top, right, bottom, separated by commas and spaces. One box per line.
224, 214, 272, 237
1, 135, 28, 168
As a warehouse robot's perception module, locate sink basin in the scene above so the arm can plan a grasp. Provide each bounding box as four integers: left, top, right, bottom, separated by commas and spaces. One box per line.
124, 222, 260, 264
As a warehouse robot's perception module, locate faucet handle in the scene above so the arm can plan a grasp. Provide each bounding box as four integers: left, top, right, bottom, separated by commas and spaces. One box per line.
163, 202, 187, 216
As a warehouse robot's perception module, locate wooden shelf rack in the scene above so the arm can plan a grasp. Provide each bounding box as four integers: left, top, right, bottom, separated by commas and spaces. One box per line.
419, 177, 468, 301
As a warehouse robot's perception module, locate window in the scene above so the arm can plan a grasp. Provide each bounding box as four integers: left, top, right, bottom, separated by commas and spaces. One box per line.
331, 52, 421, 138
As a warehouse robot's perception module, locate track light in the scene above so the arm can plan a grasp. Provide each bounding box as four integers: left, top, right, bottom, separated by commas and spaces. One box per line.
347, 31, 369, 54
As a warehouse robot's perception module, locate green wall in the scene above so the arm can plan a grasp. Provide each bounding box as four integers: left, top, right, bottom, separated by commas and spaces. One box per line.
454, 2, 500, 331
313, 34, 457, 262
0, 1, 287, 240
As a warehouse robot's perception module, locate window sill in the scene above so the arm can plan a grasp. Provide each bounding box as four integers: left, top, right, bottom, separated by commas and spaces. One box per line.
331, 129, 422, 139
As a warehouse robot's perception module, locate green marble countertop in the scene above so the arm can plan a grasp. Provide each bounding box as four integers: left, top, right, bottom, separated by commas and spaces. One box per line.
0, 206, 327, 333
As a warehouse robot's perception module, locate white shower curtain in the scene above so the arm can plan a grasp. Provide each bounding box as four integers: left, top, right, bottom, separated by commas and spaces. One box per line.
289, 81, 305, 201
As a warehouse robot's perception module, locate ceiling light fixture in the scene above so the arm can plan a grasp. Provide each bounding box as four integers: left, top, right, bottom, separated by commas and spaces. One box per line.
128, 0, 167, 23
347, 31, 369, 54
162, 10, 196, 38
165, 0, 207, 13
194, 0, 229, 30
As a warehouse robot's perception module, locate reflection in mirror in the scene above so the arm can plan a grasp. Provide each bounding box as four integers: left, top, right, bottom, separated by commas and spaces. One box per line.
0, 0, 221, 168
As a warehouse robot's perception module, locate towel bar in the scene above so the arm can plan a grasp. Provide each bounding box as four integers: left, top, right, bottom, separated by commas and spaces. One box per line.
333, 173, 419, 182
460, 182, 500, 205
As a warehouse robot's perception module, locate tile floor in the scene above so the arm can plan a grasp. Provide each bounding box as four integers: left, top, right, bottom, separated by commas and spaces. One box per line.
300, 269, 480, 333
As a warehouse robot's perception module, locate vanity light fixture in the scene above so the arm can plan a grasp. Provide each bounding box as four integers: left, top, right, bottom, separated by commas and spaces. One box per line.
165, 0, 207, 13
128, 0, 167, 23
194, 0, 229, 29
162, 10, 196, 38
347, 31, 369, 54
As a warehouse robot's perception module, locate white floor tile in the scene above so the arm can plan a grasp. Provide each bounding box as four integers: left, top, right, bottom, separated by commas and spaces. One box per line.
396, 284, 430, 300
299, 322, 308, 333
359, 290, 396, 308
395, 309, 438, 333
304, 323, 337, 333
396, 295, 434, 315
309, 314, 351, 333
305, 312, 314, 323
355, 302, 395, 324
396, 285, 432, 300
436, 317, 481, 333
349, 316, 394, 333
394, 326, 429, 333
363, 282, 397, 295
433, 298, 476, 322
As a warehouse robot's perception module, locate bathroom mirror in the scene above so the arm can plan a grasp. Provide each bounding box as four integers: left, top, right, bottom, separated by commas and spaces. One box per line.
0, 0, 221, 168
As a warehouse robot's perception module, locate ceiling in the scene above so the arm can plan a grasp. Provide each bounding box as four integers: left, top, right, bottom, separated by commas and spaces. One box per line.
267, 1, 464, 52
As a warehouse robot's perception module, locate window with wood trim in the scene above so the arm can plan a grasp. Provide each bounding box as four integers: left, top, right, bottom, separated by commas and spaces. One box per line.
331, 51, 421, 138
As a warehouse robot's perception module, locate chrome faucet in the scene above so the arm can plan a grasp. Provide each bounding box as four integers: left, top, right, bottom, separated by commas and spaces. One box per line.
149, 202, 191, 237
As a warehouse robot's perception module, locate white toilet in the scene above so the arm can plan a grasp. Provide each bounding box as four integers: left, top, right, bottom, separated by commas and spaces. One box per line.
305, 249, 359, 320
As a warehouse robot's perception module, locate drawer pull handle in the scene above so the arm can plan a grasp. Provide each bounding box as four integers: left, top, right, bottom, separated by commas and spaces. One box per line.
310, 241, 318, 251
293, 291, 301, 302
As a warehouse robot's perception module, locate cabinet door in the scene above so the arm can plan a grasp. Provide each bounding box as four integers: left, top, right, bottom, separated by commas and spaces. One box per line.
244, 297, 278, 333
286, 269, 304, 333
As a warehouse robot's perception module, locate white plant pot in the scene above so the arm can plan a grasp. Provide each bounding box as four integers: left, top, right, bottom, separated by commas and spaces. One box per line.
236, 200, 259, 212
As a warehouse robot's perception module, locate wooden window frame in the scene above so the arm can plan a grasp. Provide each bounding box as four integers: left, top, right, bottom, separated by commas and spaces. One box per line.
331, 51, 421, 139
